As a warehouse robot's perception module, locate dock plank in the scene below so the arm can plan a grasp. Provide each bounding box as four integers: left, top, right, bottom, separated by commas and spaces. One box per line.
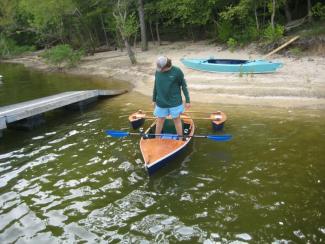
0, 89, 126, 130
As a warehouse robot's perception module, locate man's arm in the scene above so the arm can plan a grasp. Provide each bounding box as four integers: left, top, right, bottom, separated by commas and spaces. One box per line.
179, 70, 190, 104
152, 79, 157, 103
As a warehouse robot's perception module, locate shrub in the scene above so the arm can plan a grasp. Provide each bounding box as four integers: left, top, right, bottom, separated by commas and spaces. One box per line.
42, 44, 84, 69
217, 21, 232, 43
263, 24, 284, 44
217, 19, 260, 45
240, 24, 259, 43
312, 2, 325, 20
0, 35, 35, 59
227, 38, 237, 52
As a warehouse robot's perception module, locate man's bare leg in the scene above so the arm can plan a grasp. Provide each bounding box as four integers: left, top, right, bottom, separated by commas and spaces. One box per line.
173, 117, 183, 138
155, 117, 165, 136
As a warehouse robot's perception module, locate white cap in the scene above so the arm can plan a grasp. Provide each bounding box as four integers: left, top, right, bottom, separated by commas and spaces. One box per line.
156, 56, 168, 71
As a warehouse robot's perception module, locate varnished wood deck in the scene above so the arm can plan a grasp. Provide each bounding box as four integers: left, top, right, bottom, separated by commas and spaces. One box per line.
141, 138, 185, 165
140, 114, 194, 167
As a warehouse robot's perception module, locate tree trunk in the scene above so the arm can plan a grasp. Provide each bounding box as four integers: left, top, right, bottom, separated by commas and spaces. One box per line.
78, 8, 97, 54
100, 14, 109, 47
155, 21, 161, 46
262, 0, 266, 26
307, 0, 312, 23
133, 32, 137, 49
116, 30, 123, 51
149, 20, 156, 45
189, 25, 195, 42
137, 0, 148, 51
124, 38, 137, 64
292, 0, 299, 16
212, 19, 218, 40
59, 16, 65, 43
271, 0, 276, 29
254, 2, 259, 31
284, 1, 292, 23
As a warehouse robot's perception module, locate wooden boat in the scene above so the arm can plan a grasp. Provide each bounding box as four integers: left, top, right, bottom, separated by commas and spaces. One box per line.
140, 114, 194, 174
128, 110, 146, 129
210, 111, 227, 131
181, 58, 283, 73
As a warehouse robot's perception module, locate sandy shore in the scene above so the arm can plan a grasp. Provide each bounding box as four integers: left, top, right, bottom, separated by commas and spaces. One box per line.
7, 41, 325, 109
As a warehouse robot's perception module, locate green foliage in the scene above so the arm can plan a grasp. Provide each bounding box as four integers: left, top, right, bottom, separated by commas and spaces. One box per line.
113, 0, 138, 39
227, 38, 237, 52
0, 34, 35, 59
217, 21, 232, 43
157, 0, 218, 27
218, 0, 260, 45
0, 0, 17, 29
42, 44, 84, 69
312, 2, 325, 20
18, 0, 74, 31
236, 22, 260, 44
217, 19, 259, 45
121, 13, 139, 39
263, 24, 284, 44
1, 0, 324, 56
220, 0, 253, 22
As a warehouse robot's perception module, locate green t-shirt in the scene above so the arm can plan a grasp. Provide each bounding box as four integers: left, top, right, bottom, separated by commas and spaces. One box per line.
152, 66, 190, 108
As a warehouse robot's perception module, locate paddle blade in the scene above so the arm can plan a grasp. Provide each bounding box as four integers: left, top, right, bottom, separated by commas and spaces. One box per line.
207, 134, 232, 141
106, 130, 129, 138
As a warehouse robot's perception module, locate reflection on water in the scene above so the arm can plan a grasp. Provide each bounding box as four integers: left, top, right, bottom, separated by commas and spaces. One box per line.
0, 62, 131, 106
0, 64, 325, 242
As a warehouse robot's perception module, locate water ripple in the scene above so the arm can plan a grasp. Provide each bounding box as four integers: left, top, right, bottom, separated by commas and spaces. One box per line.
0, 101, 324, 242
0, 153, 59, 188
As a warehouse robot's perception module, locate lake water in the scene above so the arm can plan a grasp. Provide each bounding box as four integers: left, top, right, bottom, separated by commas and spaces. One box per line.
0, 63, 324, 243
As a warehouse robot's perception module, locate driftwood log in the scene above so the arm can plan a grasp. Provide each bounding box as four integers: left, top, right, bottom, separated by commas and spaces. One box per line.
285, 16, 308, 32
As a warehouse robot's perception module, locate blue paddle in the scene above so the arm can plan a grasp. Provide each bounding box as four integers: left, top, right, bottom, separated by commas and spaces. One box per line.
105, 130, 232, 142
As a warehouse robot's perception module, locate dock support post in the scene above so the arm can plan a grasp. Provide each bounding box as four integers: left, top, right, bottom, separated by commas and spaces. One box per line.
9, 114, 45, 130
65, 97, 99, 112
0, 117, 6, 138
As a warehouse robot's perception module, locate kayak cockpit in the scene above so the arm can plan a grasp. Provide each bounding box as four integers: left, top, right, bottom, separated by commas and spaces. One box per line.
205, 59, 248, 64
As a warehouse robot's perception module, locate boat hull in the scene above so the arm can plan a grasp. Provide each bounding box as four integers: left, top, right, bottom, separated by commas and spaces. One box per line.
181, 58, 283, 73
140, 116, 194, 174
145, 142, 188, 174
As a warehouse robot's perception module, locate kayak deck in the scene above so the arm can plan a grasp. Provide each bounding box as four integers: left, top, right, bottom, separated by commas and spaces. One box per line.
181, 58, 283, 73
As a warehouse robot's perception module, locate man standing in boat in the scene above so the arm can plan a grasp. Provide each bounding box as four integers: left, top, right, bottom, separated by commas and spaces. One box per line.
152, 56, 190, 139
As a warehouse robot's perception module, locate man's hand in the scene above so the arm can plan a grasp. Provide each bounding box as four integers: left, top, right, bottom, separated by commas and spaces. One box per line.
152, 102, 156, 108
185, 103, 191, 110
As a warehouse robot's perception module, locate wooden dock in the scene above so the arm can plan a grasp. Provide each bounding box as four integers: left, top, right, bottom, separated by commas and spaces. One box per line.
0, 89, 127, 134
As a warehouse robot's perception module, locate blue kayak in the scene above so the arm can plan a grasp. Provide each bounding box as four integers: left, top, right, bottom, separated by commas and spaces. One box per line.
181, 58, 283, 73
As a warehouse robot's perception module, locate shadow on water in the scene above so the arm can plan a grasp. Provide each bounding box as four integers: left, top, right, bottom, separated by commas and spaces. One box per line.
0, 99, 108, 151
205, 150, 232, 165
0, 62, 131, 106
